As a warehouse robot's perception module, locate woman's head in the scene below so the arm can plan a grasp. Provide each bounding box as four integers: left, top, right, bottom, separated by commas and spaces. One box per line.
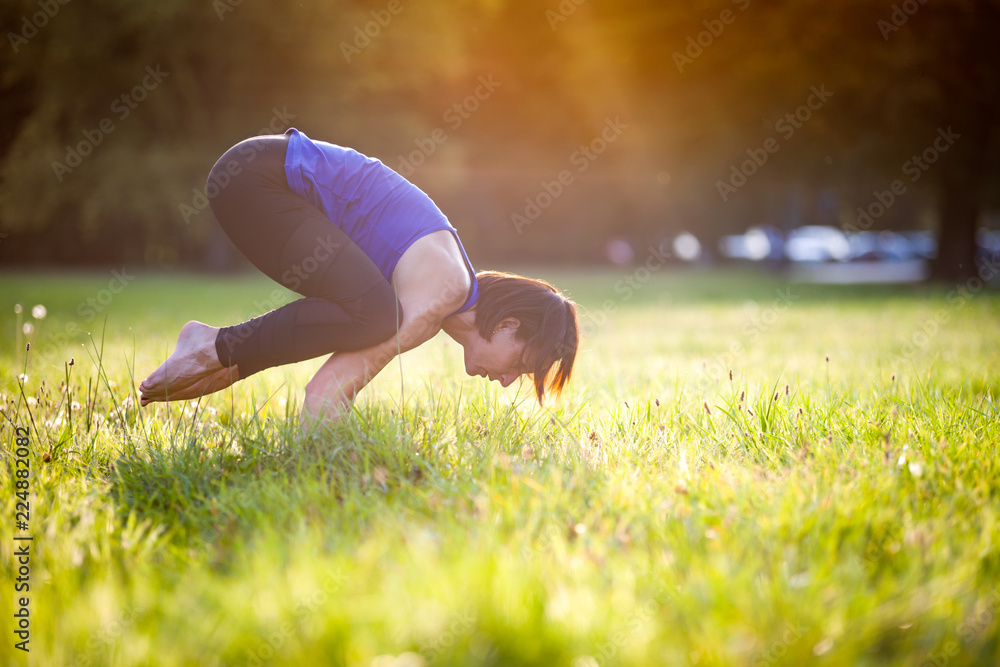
464, 271, 579, 403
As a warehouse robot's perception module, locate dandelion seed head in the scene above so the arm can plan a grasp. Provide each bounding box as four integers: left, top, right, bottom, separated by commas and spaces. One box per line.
14, 304, 23, 314
22, 322, 34, 335
813, 638, 834, 656
32, 305, 47, 319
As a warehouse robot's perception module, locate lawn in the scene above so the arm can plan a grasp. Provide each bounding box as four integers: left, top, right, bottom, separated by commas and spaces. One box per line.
1, 267, 999, 666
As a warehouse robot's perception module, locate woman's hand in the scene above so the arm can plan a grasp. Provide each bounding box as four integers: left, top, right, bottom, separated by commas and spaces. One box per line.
298, 389, 351, 435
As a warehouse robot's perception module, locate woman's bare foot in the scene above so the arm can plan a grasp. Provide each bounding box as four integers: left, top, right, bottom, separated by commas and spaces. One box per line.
144, 366, 241, 404
140, 321, 237, 405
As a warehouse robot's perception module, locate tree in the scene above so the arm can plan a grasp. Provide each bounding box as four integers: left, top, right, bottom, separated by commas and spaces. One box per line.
606, 0, 1000, 281
2, 0, 997, 274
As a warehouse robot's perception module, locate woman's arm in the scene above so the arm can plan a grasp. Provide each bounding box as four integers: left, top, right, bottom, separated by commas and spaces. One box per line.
300, 307, 443, 427
300, 230, 472, 429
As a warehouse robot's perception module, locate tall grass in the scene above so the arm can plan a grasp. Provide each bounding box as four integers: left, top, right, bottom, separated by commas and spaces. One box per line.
1, 269, 999, 666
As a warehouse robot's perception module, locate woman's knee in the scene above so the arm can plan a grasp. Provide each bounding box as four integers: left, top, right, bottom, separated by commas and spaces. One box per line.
207, 141, 251, 198
206, 135, 288, 206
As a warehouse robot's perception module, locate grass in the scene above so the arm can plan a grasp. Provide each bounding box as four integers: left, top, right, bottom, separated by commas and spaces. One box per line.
1, 267, 999, 666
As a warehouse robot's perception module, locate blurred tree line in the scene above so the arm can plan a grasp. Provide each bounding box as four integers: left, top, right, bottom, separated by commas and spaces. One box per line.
1, 0, 998, 281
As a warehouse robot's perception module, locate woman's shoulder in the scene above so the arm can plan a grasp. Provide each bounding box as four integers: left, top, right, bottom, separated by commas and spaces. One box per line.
394, 231, 473, 317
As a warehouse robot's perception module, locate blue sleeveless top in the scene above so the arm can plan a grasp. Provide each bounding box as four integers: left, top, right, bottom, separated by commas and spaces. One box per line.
282, 128, 479, 315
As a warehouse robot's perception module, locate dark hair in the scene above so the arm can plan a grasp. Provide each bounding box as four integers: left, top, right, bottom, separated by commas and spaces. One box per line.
474, 271, 579, 404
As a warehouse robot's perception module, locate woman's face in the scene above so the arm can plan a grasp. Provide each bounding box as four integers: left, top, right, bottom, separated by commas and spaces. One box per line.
463, 318, 532, 388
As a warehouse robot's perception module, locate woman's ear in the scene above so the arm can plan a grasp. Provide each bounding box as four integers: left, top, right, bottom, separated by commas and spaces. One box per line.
491, 317, 521, 337
498, 317, 521, 332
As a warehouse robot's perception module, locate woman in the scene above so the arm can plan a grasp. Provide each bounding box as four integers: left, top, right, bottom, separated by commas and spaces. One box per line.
139, 128, 579, 424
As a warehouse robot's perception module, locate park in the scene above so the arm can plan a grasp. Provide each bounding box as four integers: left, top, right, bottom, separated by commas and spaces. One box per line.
2, 1, 999, 665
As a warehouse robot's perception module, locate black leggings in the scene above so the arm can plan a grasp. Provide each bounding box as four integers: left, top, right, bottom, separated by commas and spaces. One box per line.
209, 135, 402, 378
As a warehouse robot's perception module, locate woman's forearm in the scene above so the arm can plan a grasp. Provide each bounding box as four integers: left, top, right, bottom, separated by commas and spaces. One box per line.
299, 307, 443, 428
300, 339, 399, 427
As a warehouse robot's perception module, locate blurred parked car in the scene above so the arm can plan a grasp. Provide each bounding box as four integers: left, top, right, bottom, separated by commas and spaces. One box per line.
784, 225, 850, 262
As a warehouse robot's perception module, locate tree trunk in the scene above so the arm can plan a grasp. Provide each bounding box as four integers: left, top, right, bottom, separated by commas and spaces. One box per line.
930, 125, 987, 283
929, 1, 998, 284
